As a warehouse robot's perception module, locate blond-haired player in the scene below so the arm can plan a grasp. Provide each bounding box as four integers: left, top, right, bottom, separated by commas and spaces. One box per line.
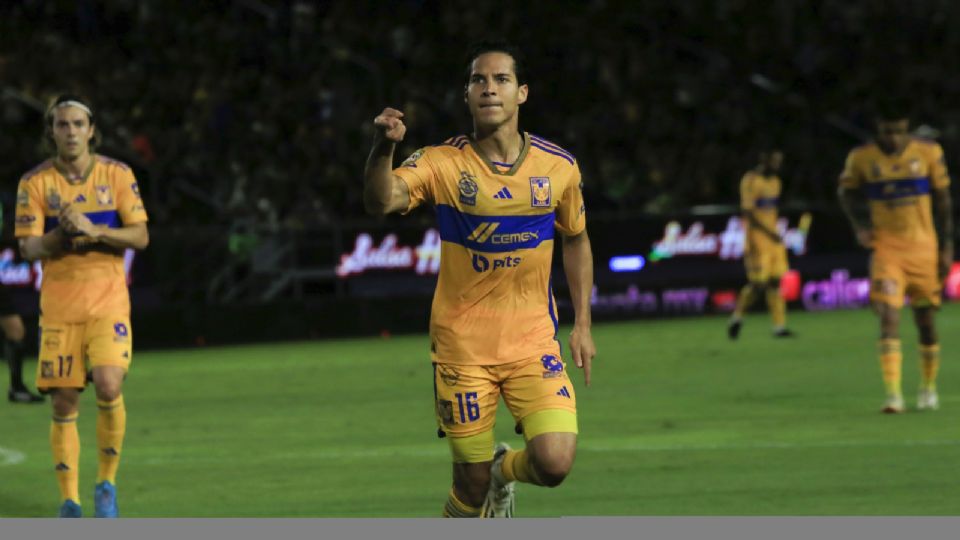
15, 95, 149, 517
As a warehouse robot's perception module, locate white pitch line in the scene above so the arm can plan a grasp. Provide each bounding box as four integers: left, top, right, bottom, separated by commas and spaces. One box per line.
140, 438, 960, 466
0, 445, 25, 467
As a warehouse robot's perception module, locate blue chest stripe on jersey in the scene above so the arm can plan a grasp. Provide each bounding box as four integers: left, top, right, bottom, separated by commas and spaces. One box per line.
44, 210, 121, 233
436, 204, 555, 253
865, 177, 930, 200
754, 197, 779, 208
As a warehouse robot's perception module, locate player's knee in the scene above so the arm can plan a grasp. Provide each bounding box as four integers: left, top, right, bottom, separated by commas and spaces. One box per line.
531, 448, 575, 488
94, 380, 122, 401
532, 457, 572, 487
51, 389, 80, 417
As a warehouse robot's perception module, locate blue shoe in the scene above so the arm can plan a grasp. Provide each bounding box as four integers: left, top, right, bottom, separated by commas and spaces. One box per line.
94, 481, 119, 518
59, 499, 82, 518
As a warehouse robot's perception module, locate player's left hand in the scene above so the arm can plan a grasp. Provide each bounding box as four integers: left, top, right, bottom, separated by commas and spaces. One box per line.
569, 324, 596, 387
939, 245, 954, 281
60, 204, 100, 239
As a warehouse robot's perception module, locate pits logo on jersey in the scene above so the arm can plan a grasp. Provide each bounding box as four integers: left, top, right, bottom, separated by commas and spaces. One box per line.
541, 354, 564, 378
458, 171, 478, 206
530, 177, 551, 207
401, 148, 425, 168
472, 253, 522, 273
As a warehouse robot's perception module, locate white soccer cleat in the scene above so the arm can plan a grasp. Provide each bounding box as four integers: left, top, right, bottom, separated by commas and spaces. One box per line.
917, 388, 940, 411
481, 442, 515, 518
881, 394, 905, 414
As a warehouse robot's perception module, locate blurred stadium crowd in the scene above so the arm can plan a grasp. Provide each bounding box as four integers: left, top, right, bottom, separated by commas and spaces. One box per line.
2, 0, 959, 228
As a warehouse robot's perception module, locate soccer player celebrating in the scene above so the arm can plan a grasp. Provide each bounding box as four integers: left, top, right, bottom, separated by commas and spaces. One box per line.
728, 148, 794, 339
838, 102, 953, 413
15, 95, 149, 517
363, 41, 596, 518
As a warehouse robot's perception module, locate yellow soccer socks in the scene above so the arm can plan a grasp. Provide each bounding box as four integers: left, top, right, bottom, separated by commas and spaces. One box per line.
879, 339, 903, 398
732, 285, 757, 320
766, 287, 787, 330
919, 344, 940, 391
96, 396, 126, 484
442, 487, 481, 518
501, 448, 542, 486
51, 412, 81, 504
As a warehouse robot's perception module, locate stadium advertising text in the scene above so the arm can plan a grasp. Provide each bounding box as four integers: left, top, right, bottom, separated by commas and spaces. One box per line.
336, 229, 441, 277
649, 216, 809, 261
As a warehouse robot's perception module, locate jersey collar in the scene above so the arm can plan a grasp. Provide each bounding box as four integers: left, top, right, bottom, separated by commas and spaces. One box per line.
468, 131, 530, 176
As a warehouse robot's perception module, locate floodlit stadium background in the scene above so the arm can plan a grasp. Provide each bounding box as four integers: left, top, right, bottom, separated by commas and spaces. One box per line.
1, 1, 958, 516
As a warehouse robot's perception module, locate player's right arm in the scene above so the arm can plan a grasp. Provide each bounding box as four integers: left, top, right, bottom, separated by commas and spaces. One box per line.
15, 178, 65, 261
363, 108, 411, 216
740, 174, 781, 243
837, 150, 873, 249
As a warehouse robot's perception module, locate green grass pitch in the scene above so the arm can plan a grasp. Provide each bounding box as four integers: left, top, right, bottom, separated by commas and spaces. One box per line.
1, 304, 958, 516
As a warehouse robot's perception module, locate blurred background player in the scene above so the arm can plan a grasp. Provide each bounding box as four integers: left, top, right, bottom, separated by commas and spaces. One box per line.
363, 40, 596, 518
728, 148, 794, 339
838, 101, 953, 413
15, 95, 149, 517
1, 254, 43, 403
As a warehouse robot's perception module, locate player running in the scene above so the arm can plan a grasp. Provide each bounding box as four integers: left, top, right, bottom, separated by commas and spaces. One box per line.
363, 40, 596, 518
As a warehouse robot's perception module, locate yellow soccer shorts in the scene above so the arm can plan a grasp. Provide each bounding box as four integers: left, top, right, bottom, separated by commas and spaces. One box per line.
36, 315, 133, 392
433, 353, 578, 463
744, 244, 788, 283
870, 247, 941, 309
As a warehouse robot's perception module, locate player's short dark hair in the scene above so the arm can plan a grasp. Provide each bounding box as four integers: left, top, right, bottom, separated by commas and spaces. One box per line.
464, 39, 526, 85
873, 98, 910, 123
43, 93, 101, 154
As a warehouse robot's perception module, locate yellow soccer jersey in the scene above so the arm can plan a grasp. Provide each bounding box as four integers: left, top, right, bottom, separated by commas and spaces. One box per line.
840, 138, 950, 250
740, 171, 782, 251
395, 132, 586, 366
15, 155, 148, 323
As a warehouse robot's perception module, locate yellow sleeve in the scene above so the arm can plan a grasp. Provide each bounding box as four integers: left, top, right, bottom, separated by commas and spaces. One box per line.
14, 178, 45, 237
739, 174, 755, 211
393, 147, 438, 213
554, 164, 586, 236
116, 168, 148, 224
927, 143, 951, 190
839, 151, 863, 189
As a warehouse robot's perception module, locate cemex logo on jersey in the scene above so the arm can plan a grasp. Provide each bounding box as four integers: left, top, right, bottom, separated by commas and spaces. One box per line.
471, 253, 521, 273
467, 222, 539, 245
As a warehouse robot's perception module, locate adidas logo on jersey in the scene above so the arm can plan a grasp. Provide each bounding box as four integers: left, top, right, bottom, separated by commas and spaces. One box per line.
556, 386, 571, 398
74, 194, 86, 203
493, 187, 513, 199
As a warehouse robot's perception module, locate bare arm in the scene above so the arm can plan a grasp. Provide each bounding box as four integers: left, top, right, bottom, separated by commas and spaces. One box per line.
363, 108, 411, 216
60, 204, 149, 250
933, 187, 954, 279
562, 230, 596, 386
838, 186, 873, 248
18, 228, 65, 261
743, 210, 782, 243
90, 222, 149, 250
